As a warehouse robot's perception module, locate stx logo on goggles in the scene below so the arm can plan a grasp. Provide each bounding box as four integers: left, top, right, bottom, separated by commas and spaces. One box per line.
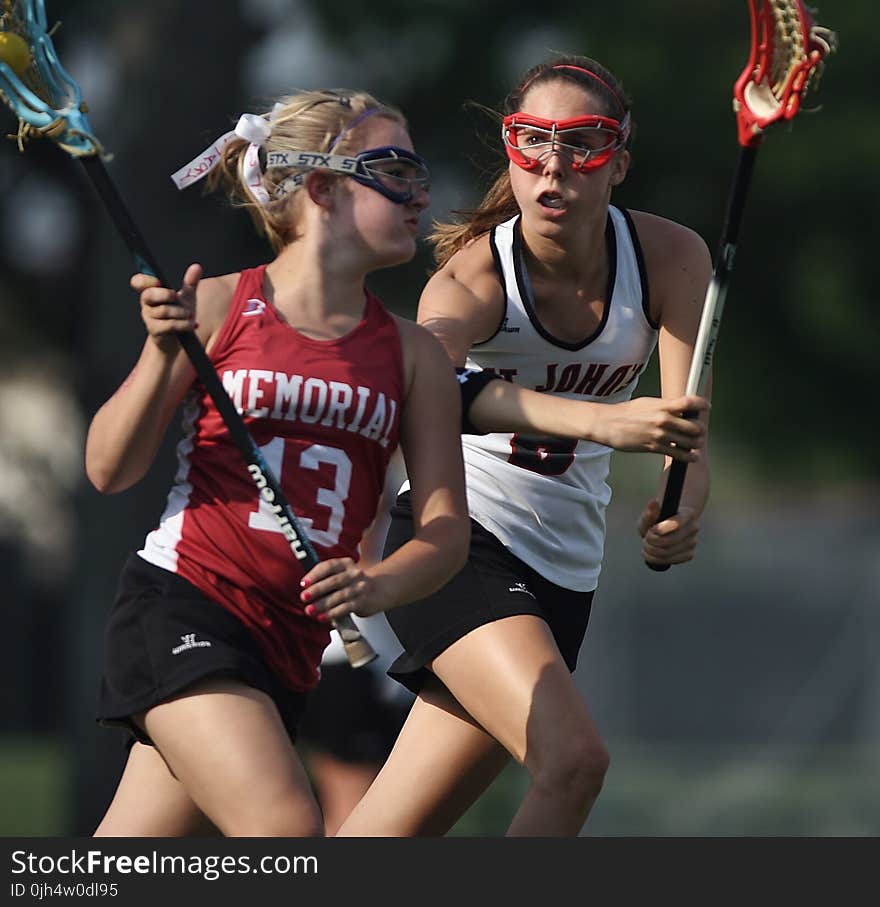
502, 112, 630, 172
267, 146, 430, 205
266, 151, 359, 171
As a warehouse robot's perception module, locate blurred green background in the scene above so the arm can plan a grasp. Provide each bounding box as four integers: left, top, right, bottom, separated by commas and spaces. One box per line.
1, 0, 877, 836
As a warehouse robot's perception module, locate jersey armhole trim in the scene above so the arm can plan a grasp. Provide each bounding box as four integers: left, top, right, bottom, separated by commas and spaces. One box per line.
619, 208, 656, 330
472, 225, 508, 348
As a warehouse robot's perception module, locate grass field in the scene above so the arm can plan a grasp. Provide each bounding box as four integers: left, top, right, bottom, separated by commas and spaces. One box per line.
588, 741, 880, 836
0, 735, 530, 837
0, 736, 70, 836
4, 735, 878, 837
454, 743, 880, 836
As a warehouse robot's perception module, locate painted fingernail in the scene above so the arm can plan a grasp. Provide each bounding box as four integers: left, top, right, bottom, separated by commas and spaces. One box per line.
301, 589, 311, 603
300, 577, 311, 589
304, 604, 315, 616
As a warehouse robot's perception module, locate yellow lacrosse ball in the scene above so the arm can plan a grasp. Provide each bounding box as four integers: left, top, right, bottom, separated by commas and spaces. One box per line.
0, 32, 31, 78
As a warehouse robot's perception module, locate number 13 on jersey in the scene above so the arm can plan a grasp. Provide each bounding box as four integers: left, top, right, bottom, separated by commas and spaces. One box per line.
248, 437, 352, 547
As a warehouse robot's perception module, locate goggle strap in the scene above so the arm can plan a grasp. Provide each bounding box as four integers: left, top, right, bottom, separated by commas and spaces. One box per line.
270, 147, 428, 203
265, 150, 360, 174
548, 65, 627, 116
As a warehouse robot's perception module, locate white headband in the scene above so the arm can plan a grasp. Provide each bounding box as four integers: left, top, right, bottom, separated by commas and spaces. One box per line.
171, 104, 284, 206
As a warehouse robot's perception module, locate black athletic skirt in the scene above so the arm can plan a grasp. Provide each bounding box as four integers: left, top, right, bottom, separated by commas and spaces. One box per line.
96, 552, 309, 746
385, 493, 594, 694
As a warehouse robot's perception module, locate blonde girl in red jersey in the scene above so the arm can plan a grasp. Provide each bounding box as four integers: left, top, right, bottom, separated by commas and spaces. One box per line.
337, 56, 712, 837
86, 89, 469, 836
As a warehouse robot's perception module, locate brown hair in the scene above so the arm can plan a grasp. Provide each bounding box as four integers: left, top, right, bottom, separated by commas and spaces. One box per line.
207, 89, 407, 252
430, 55, 633, 270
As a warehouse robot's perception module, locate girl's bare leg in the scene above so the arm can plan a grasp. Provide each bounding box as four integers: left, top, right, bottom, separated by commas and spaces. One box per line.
337, 676, 510, 836
94, 742, 218, 837
307, 752, 381, 836
433, 615, 608, 836
135, 677, 323, 837
338, 615, 607, 837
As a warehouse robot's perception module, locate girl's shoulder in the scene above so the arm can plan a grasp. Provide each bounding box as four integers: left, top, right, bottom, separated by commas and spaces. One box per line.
626, 209, 709, 261
200, 270, 241, 300
391, 314, 457, 395
196, 270, 241, 348
391, 312, 441, 350
625, 209, 712, 322
444, 230, 496, 278
431, 231, 505, 310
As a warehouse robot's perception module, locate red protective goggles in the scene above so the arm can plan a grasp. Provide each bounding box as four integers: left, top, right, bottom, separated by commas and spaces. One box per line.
502, 112, 630, 173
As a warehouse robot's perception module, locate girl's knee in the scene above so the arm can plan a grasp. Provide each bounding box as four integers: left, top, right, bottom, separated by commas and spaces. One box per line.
530, 733, 610, 801
223, 809, 324, 837
215, 790, 325, 837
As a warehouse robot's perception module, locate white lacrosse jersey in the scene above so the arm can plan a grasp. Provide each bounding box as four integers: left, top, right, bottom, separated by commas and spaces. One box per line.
462, 207, 658, 591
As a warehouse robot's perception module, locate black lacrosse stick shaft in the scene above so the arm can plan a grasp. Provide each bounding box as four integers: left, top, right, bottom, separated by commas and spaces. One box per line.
647, 143, 758, 572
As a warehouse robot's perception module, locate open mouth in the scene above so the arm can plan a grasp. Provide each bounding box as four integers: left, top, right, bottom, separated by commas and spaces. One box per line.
538, 191, 565, 210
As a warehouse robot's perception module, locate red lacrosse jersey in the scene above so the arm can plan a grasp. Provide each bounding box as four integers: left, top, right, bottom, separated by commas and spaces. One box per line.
139, 264, 405, 690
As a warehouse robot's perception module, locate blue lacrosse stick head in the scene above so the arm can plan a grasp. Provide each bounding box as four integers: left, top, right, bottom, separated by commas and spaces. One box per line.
0, 0, 99, 156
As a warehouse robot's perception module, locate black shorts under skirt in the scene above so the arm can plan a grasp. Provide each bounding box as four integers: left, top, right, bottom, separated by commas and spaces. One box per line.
298, 661, 411, 764
96, 553, 308, 747
385, 493, 594, 695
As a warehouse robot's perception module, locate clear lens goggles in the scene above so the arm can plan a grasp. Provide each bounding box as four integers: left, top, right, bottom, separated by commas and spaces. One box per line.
352, 146, 431, 204
267, 145, 430, 205
502, 112, 630, 173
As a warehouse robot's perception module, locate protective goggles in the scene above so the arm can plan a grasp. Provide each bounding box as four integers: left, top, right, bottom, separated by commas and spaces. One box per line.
502, 112, 630, 173
269, 145, 430, 204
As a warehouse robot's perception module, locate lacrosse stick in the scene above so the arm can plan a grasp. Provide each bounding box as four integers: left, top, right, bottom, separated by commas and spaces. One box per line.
0, 0, 377, 666
646, 0, 837, 571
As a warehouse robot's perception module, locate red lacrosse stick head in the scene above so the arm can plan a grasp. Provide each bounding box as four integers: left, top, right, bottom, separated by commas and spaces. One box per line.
733, 0, 837, 148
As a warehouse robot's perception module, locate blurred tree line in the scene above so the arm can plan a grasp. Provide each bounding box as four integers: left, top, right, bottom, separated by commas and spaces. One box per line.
0, 0, 876, 833
3, 0, 875, 484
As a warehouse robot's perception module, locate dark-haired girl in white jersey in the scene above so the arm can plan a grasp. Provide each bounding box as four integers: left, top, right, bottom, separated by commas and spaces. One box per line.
334, 55, 712, 837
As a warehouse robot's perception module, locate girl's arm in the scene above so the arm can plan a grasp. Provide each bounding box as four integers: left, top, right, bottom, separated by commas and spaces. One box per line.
419, 239, 708, 459
299, 321, 470, 623
356, 448, 407, 568
85, 264, 233, 493
634, 213, 713, 565
360, 320, 470, 610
